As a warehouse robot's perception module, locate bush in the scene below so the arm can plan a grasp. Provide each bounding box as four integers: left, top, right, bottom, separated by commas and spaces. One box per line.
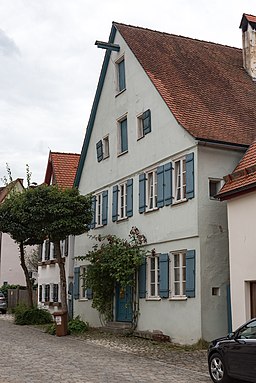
68, 316, 89, 334
14, 305, 53, 325
45, 323, 56, 335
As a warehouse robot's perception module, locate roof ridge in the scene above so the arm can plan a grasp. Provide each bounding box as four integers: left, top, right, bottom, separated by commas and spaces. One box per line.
113, 21, 241, 50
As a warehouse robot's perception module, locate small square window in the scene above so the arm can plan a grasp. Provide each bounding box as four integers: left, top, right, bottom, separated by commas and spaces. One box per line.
212, 287, 220, 296
209, 179, 222, 199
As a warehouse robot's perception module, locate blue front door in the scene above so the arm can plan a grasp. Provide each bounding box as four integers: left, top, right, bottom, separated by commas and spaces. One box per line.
116, 284, 133, 322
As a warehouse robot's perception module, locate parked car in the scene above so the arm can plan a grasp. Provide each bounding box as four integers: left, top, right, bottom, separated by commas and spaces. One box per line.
208, 318, 256, 382
0, 292, 7, 314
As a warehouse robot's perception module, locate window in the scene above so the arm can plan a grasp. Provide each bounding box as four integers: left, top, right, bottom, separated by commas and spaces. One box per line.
103, 135, 109, 159
147, 170, 158, 211
96, 135, 109, 162
119, 182, 127, 219
117, 57, 126, 92
44, 239, 50, 261
209, 179, 222, 199
147, 256, 160, 298
118, 117, 128, 154
137, 109, 151, 139
171, 252, 186, 297
53, 284, 59, 302
64, 237, 69, 257
45, 284, 50, 302
174, 158, 186, 202
91, 191, 108, 228
80, 266, 87, 299
112, 179, 133, 221
39, 285, 42, 302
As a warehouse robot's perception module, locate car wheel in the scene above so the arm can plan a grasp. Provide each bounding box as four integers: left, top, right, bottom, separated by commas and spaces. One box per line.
1, 310, 6, 314
209, 353, 230, 383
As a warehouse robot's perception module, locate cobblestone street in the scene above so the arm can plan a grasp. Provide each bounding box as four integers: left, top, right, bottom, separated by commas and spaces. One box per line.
0, 316, 211, 383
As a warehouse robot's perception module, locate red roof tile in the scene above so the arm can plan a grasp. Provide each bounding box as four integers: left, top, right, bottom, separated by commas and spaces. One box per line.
44, 152, 80, 188
114, 22, 256, 146
218, 140, 256, 199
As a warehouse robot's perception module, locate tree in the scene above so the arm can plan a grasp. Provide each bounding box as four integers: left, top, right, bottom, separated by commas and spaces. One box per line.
0, 184, 92, 314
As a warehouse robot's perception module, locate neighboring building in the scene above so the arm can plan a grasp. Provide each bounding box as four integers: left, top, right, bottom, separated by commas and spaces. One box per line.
0, 179, 26, 286
218, 138, 256, 330
38, 151, 80, 316
73, 14, 256, 344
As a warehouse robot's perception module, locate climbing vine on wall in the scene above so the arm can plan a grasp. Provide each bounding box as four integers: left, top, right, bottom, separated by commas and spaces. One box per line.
76, 227, 147, 322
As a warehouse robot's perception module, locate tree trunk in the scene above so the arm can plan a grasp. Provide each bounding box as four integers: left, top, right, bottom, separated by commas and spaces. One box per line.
54, 240, 68, 313
19, 241, 33, 308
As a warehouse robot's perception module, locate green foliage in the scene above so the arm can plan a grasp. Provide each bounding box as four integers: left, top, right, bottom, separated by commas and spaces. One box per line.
14, 305, 53, 325
77, 227, 147, 321
45, 323, 56, 335
68, 316, 89, 334
0, 284, 21, 299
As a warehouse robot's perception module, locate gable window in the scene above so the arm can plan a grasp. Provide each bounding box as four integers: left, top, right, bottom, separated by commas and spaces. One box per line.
96, 135, 110, 162
118, 117, 128, 155
112, 179, 133, 222
137, 109, 151, 139
116, 57, 126, 92
91, 191, 108, 228
147, 255, 160, 298
209, 178, 222, 199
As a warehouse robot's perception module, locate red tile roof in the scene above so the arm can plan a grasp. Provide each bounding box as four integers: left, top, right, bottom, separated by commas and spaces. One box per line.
44, 152, 80, 188
217, 140, 256, 199
114, 22, 256, 146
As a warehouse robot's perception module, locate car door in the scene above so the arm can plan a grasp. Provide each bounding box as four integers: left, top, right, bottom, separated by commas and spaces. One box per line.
227, 320, 256, 382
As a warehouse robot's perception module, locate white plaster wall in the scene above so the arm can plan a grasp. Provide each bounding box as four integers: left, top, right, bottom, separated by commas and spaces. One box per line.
0, 233, 26, 286
227, 191, 256, 329
198, 145, 244, 340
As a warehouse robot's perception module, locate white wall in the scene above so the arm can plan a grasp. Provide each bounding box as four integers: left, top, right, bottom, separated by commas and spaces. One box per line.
227, 191, 256, 329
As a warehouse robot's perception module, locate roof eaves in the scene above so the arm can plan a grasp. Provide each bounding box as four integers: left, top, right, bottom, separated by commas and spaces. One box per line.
74, 24, 117, 188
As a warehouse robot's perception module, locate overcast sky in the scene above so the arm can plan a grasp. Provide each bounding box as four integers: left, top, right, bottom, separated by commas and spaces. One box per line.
0, 0, 254, 185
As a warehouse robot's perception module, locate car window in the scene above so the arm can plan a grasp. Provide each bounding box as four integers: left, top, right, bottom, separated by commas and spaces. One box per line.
238, 320, 256, 339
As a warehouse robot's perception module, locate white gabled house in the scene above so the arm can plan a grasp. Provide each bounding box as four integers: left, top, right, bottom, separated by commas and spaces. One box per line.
37, 151, 80, 317
73, 14, 256, 344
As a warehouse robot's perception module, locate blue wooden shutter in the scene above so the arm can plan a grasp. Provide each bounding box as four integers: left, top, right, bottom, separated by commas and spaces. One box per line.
139, 173, 146, 213
118, 59, 126, 91
159, 253, 169, 298
120, 119, 128, 152
96, 140, 103, 162
186, 250, 195, 298
90, 195, 96, 229
186, 153, 194, 199
74, 267, 80, 300
157, 165, 164, 208
102, 190, 108, 225
164, 162, 173, 206
126, 179, 133, 217
139, 258, 147, 298
112, 185, 118, 222
143, 109, 151, 135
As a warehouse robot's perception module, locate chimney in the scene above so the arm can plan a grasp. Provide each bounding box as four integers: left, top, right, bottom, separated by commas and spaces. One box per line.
240, 13, 256, 81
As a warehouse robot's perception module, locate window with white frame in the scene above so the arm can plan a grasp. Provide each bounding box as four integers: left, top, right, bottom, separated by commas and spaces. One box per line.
174, 158, 186, 202
146, 170, 158, 211
117, 117, 128, 155
171, 252, 186, 297
147, 255, 160, 298
95, 192, 103, 227
119, 182, 127, 220
45, 284, 50, 302
137, 110, 151, 139
116, 56, 126, 92
80, 266, 87, 299
103, 135, 109, 159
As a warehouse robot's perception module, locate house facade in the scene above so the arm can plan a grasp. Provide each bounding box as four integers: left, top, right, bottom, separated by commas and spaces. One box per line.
37, 151, 80, 316
73, 15, 256, 344
0, 179, 27, 287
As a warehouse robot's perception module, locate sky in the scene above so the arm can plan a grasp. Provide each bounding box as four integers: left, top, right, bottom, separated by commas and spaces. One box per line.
0, 0, 254, 185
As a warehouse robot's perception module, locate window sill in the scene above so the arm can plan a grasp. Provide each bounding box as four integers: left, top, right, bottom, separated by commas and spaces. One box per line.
117, 217, 128, 223
117, 150, 128, 157
78, 298, 88, 302
145, 208, 158, 214
169, 297, 187, 301
172, 199, 187, 206
115, 88, 126, 97
146, 297, 161, 301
